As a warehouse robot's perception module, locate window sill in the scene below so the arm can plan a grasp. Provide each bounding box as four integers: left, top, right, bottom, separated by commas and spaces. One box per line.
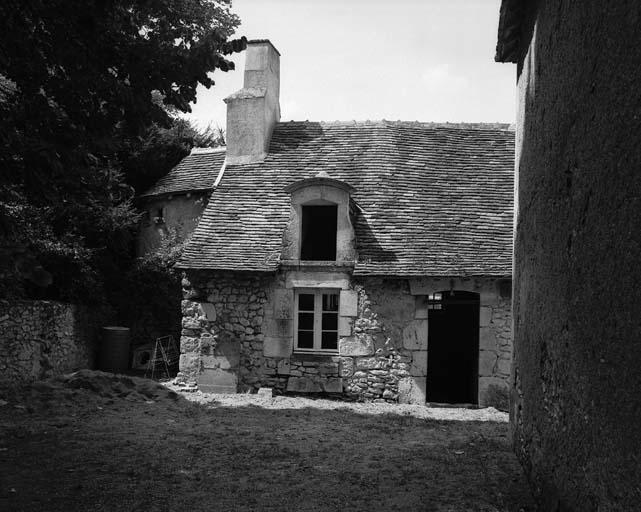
291, 352, 340, 362
279, 260, 355, 271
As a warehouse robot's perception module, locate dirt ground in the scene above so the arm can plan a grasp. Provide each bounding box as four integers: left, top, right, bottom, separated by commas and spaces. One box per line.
0, 371, 535, 511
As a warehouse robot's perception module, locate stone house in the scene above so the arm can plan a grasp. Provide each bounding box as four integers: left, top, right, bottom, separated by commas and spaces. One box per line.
147, 40, 515, 406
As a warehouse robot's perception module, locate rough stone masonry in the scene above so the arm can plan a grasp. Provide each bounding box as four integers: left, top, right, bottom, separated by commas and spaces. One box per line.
0, 300, 107, 385
178, 272, 511, 406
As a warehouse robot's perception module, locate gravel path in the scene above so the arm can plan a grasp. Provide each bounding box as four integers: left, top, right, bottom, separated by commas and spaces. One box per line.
174, 387, 509, 422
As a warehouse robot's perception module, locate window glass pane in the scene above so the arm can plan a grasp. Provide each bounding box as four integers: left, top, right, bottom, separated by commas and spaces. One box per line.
298, 313, 314, 330
322, 313, 337, 330
298, 293, 314, 311
321, 331, 338, 350
322, 293, 339, 312
297, 331, 314, 349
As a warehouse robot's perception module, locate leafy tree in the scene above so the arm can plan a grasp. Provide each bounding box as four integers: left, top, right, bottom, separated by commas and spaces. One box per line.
0, 0, 245, 301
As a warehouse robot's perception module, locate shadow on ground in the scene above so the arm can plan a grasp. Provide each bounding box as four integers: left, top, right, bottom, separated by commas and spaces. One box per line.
0, 373, 534, 512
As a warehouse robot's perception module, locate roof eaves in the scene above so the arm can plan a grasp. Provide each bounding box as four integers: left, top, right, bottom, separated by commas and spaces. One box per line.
495, 0, 523, 63
138, 186, 213, 200
174, 261, 278, 273
353, 269, 513, 278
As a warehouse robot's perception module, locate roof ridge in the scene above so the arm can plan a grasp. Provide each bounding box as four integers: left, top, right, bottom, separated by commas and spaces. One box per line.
190, 147, 227, 155
280, 120, 514, 131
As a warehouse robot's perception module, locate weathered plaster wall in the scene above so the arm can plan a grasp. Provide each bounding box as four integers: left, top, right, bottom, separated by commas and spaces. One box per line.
0, 300, 107, 385
137, 193, 208, 256
180, 272, 512, 406
511, 2, 641, 509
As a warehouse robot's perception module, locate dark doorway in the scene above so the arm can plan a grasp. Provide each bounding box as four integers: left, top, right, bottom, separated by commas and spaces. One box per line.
300, 205, 337, 260
426, 290, 479, 404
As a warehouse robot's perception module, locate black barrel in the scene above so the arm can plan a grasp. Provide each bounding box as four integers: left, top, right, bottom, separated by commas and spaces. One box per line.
99, 326, 131, 373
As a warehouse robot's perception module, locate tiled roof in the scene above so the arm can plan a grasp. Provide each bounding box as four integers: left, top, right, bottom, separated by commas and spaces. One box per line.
139, 148, 225, 198
178, 121, 515, 277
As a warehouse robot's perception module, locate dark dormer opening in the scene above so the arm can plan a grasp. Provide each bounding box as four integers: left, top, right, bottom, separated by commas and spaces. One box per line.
282, 171, 355, 264
300, 205, 337, 260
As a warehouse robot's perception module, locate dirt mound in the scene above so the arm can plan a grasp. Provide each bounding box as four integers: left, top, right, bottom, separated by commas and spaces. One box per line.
0, 370, 180, 412
48, 370, 179, 402
37, 370, 178, 401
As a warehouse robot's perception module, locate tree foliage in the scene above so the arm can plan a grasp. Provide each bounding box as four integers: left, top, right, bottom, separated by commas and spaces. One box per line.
111, 229, 187, 344
0, 0, 244, 301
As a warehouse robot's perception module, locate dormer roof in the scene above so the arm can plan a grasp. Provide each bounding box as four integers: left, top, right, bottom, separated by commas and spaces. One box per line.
284, 170, 355, 195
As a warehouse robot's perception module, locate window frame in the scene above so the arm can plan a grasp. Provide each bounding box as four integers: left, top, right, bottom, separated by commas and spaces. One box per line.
293, 288, 340, 354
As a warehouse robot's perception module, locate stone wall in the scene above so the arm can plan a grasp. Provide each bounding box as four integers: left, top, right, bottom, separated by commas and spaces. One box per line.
478, 297, 511, 409
341, 279, 413, 402
180, 271, 512, 406
508, 1, 641, 509
0, 300, 107, 386
179, 271, 272, 392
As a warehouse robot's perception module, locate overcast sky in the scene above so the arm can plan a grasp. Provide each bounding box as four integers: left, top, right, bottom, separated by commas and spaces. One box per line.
184, 0, 516, 130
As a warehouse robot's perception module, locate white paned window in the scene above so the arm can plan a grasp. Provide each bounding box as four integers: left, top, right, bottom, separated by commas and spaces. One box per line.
428, 292, 443, 310
294, 289, 339, 353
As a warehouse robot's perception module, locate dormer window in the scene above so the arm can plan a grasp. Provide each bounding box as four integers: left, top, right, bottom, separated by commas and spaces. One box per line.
282, 171, 356, 265
301, 205, 337, 261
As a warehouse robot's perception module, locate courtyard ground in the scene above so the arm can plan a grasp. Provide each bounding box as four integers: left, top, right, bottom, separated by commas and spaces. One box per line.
0, 371, 534, 511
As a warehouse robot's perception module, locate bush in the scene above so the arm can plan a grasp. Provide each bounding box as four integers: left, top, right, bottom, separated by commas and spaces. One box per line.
109, 230, 185, 346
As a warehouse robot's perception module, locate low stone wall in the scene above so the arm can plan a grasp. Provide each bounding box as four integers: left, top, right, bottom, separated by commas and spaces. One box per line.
0, 300, 108, 386
180, 271, 513, 406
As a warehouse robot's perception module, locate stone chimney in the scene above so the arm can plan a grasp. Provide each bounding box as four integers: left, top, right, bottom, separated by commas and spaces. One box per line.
224, 40, 280, 164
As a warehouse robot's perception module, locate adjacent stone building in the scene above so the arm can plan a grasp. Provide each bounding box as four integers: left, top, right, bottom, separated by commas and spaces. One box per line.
136, 148, 224, 256
147, 40, 515, 406
496, 1, 641, 509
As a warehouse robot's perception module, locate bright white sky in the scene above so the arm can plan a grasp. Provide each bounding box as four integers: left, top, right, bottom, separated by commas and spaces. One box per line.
184, 0, 515, 130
